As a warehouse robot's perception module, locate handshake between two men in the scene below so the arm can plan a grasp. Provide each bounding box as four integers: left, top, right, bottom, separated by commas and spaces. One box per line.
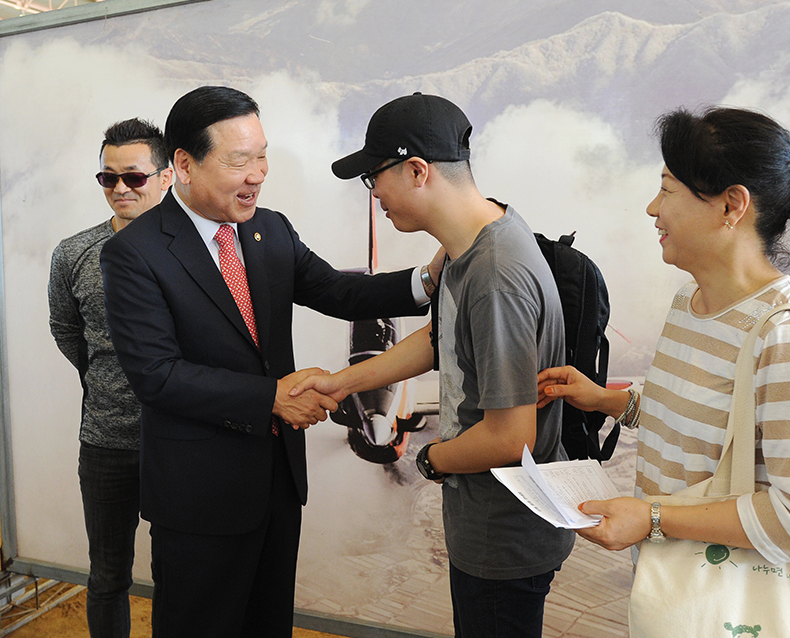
277, 317, 437, 431
273, 367, 337, 430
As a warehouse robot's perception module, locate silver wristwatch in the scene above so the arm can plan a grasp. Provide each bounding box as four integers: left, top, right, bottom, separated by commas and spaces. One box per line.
420, 265, 436, 296
648, 502, 666, 543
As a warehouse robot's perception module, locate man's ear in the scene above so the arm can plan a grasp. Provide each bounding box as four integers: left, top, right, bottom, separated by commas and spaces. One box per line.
173, 149, 193, 185
159, 167, 174, 191
722, 184, 751, 228
406, 157, 430, 187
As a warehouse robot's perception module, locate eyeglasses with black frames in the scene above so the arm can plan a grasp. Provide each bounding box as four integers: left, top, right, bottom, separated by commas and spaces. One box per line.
95, 168, 164, 189
360, 157, 409, 190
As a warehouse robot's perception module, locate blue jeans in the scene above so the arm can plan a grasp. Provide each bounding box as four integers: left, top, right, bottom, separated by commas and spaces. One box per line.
449, 562, 556, 638
78, 443, 141, 638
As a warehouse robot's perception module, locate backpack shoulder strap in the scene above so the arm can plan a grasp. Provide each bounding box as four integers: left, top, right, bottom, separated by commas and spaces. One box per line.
430, 265, 444, 372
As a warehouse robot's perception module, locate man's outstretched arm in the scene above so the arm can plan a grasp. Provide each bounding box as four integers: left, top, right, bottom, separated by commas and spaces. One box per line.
290, 323, 434, 402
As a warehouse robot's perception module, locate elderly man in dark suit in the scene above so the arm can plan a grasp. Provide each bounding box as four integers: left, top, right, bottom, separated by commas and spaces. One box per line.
100, 86, 434, 638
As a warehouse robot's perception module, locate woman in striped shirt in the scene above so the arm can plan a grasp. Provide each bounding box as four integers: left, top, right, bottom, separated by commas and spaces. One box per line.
537, 106, 790, 564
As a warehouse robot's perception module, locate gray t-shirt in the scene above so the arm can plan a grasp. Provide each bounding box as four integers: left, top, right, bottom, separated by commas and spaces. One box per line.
48, 219, 141, 450
439, 203, 575, 579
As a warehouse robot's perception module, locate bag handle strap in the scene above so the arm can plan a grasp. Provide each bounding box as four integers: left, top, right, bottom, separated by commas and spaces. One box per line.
667, 303, 790, 503
723, 302, 790, 495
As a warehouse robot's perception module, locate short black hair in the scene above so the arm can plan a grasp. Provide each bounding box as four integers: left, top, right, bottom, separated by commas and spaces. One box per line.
656, 106, 790, 261
164, 86, 260, 163
432, 160, 474, 187
100, 118, 168, 170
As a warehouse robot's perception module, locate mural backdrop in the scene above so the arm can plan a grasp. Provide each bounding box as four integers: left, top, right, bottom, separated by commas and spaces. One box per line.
2, 0, 789, 634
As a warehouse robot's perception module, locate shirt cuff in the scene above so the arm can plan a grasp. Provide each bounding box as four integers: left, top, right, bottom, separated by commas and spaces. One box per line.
412, 267, 431, 307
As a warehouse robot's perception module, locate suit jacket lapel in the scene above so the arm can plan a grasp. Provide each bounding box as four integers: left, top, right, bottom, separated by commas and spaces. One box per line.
239, 215, 271, 354
160, 193, 258, 349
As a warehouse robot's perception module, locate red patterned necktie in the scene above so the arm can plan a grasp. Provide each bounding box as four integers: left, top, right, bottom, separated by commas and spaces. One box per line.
214, 225, 279, 436
214, 224, 259, 348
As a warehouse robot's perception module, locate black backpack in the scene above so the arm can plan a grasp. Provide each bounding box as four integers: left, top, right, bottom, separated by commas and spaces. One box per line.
430, 231, 616, 462
533, 232, 615, 462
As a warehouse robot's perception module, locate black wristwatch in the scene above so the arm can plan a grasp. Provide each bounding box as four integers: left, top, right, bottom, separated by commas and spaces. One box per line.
416, 443, 446, 481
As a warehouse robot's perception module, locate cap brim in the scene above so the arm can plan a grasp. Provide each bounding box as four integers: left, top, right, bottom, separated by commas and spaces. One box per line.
331, 149, 386, 180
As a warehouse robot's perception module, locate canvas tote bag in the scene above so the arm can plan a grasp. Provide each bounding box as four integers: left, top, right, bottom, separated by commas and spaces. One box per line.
629, 304, 790, 638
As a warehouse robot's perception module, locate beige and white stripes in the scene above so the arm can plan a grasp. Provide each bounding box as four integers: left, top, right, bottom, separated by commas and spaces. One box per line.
635, 277, 790, 564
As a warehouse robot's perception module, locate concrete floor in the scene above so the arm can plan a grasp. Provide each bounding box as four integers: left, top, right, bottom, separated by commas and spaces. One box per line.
4, 427, 637, 637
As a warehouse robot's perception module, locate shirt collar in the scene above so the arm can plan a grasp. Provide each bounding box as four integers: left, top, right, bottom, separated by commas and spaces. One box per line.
171, 185, 238, 249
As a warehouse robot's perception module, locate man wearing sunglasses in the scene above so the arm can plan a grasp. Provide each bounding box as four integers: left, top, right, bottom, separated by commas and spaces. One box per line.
291, 93, 575, 638
48, 118, 172, 638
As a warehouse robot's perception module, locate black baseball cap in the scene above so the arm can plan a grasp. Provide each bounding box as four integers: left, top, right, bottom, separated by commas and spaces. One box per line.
332, 92, 472, 179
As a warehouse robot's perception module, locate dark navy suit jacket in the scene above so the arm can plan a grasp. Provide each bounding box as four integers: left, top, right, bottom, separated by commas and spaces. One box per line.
100, 190, 422, 535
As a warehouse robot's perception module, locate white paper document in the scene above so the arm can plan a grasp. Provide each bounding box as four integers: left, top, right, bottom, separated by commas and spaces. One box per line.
491, 446, 621, 529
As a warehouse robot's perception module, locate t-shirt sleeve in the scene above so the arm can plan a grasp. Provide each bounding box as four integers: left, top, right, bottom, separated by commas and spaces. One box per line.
469, 288, 541, 411
738, 312, 790, 564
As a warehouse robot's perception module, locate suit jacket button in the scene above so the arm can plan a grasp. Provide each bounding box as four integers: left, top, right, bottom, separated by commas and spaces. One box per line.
264, 360, 270, 370
245, 424, 253, 433
223, 420, 231, 428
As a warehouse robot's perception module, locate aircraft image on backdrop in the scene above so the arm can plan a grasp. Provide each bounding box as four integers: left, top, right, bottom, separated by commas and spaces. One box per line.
331, 193, 439, 464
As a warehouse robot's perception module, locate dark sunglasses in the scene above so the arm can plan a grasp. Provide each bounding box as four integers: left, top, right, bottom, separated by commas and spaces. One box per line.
95, 168, 164, 189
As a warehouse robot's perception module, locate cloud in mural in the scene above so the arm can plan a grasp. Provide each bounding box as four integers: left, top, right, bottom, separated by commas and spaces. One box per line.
473, 99, 686, 365
0, 37, 179, 259
248, 72, 349, 250
722, 59, 790, 126
315, 0, 373, 25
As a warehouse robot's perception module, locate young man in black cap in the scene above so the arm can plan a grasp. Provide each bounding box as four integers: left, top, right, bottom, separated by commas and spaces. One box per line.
292, 92, 575, 637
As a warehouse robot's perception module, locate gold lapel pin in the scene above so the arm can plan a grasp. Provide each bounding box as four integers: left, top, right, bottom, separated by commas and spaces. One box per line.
254, 233, 262, 242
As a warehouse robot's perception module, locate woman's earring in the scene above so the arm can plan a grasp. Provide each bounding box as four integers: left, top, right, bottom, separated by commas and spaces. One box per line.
724, 219, 733, 230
